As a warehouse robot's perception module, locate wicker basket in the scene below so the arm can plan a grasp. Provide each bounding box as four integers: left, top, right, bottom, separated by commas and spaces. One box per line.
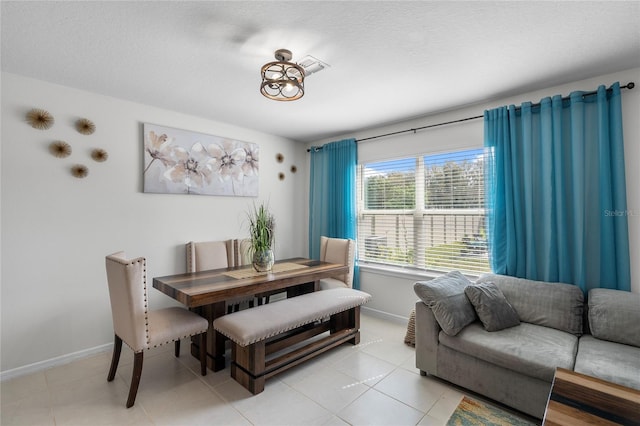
404, 308, 416, 347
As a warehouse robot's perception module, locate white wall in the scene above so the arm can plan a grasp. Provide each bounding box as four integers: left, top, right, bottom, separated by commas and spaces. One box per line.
3, 68, 638, 373
0, 72, 308, 373
308, 68, 640, 320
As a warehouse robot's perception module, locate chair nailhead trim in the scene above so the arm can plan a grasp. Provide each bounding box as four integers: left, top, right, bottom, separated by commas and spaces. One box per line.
147, 331, 208, 350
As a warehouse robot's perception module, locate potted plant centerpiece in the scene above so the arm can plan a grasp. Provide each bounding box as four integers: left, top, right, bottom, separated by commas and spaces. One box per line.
247, 202, 275, 272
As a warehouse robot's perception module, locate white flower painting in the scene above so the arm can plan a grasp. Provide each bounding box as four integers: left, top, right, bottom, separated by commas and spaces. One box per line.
143, 123, 259, 196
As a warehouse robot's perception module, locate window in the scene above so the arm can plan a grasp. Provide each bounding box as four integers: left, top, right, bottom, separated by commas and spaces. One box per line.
357, 148, 489, 274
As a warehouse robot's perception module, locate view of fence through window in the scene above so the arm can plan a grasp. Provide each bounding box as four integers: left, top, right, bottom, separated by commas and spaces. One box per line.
357, 148, 490, 274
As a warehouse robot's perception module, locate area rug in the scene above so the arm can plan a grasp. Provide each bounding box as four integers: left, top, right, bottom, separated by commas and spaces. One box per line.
446, 396, 539, 426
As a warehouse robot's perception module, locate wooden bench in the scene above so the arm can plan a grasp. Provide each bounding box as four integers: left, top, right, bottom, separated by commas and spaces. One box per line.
213, 287, 371, 394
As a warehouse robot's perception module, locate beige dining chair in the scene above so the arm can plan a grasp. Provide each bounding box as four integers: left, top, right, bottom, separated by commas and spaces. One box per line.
186, 240, 254, 312
105, 252, 207, 408
319, 236, 356, 290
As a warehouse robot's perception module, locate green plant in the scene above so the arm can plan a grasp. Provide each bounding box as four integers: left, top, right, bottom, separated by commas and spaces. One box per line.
247, 202, 275, 253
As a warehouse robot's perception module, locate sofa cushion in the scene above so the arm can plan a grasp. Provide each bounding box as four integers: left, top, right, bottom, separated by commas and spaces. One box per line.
574, 335, 640, 391
476, 274, 583, 335
414, 271, 477, 336
465, 282, 520, 331
588, 289, 640, 348
438, 322, 578, 382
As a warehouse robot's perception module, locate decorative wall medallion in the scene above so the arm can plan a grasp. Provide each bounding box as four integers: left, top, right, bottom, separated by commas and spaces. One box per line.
290, 165, 297, 173
70, 164, 89, 178
91, 148, 108, 162
276, 153, 284, 163
26, 108, 54, 130
76, 118, 96, 135
49, 140, 72, 158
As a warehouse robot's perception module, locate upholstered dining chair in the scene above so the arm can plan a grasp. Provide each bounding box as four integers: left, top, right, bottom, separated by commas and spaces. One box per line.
186, 239, 234, 274
186, 240, 254, 312
319, 236, 356, 290
105, 252, 207, 408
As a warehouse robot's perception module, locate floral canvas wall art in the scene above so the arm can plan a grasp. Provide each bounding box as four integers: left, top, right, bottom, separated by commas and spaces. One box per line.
143, 123, 259, 196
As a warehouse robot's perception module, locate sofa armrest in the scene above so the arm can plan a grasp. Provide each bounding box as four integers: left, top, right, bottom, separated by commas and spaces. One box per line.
415, 300, 440, 375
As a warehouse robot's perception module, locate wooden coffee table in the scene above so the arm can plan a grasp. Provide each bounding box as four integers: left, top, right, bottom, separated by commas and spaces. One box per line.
543, 367, 640, 425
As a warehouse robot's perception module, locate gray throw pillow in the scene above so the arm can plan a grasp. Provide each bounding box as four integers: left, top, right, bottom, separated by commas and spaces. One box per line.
465, 282, 520, 331
414, 271, 477, 336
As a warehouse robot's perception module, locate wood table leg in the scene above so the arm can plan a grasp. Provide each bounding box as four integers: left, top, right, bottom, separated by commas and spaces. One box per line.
191, 301, 227, 371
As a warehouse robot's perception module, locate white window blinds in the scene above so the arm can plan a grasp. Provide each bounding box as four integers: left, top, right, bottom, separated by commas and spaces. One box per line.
357, 149, 489, 274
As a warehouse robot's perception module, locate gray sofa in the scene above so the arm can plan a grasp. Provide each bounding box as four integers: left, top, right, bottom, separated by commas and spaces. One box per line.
414, 272, 640, 419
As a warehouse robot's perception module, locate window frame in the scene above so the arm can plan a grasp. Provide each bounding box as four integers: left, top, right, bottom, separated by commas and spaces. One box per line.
357, 148, 489, 275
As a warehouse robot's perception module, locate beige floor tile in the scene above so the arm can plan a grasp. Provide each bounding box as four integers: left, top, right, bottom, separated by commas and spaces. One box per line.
116, 351, 193, 389
136, 372, 216, 411
142, 381, 249, 426
48, 371, 151, 426
276, 344, 357, 387
0, 389, 54, 426
209, 374, 256, 403
321, 415, 351, 425
425, 388, 465, 422
0, 372, 48, 405
289, 366, 370, 412
223, 381, 334, 425
374, 368, 449, 413
44, 352, 111, 387
48, 370, 130, 408
400, 350, 420, 372
337, 388, 425, 425
417, 414, 449, 426
334, 351, 397, 386
52, 399, 152, 426
359, 334, 415, 366
361, 315, 409, 340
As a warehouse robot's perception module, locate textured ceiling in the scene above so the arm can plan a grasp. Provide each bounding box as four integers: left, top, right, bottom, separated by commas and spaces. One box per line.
2, 1, 639, 142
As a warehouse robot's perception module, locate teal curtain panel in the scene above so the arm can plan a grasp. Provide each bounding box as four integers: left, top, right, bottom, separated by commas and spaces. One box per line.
484, 83, 630, 292
308, 138, 359, 288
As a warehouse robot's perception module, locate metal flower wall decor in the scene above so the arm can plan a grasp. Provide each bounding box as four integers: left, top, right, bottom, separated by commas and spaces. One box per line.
26, 108, 55, 130
143, 123, 259, 196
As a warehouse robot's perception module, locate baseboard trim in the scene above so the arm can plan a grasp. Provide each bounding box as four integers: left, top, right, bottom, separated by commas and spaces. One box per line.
362, 306, 409, 325
0, 343, 113, 382
2, 308, 406, 382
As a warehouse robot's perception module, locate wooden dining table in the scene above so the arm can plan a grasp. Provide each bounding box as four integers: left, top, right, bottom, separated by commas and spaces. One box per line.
153, 257, 348, 371
543, 367, 640, 425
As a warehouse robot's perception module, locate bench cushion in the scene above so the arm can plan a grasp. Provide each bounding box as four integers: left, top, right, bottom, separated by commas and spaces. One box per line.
213, 288, 371, 346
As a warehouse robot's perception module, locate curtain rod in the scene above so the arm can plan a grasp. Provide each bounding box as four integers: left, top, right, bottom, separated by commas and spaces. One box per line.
307, 82, 634, 151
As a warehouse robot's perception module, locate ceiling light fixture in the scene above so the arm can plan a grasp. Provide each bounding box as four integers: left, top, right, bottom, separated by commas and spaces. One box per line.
260, 49, 305, 101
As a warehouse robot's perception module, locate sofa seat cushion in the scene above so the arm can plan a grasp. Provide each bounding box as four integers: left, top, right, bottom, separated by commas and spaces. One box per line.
439, 322, 577, 382
574, 335, 640, 391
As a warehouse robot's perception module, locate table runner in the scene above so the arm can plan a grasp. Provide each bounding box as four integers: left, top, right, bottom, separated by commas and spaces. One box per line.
224, 262, 309, 279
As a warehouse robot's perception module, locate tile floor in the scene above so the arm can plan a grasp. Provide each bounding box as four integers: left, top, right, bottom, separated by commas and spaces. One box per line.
1, 313, 530, 425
